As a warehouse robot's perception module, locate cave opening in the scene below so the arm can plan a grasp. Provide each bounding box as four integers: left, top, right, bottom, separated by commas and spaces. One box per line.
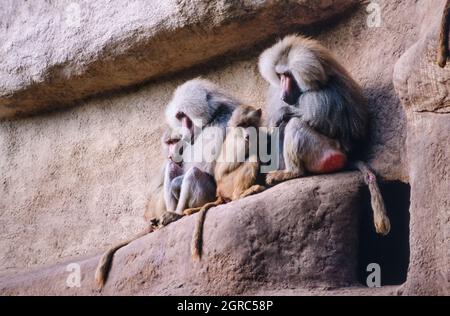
358, 181, 411, 286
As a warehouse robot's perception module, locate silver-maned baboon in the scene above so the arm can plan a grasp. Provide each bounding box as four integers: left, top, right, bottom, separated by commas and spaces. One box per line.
160, 78, 241, 225
259, 35, 390, 235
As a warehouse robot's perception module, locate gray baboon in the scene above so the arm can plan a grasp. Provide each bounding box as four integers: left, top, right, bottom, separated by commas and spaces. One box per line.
259, 35, 390, 235
160, 78, 242, 225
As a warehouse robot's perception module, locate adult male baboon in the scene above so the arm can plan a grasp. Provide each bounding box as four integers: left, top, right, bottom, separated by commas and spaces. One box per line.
259, 35, 390, 235
160, 78, 242, 225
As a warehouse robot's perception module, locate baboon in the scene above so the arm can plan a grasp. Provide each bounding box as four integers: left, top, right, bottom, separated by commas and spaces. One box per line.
183, 105, 266, 259
438, 0, 450, 68
160, 78, 241, 225
95, 129, 182, 288
97, 78, 242, 286
259, 34, 390, 235
143, 129, 184, 224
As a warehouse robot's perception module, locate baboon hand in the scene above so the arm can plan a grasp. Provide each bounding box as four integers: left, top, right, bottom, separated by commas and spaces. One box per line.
274, 106, 302, 127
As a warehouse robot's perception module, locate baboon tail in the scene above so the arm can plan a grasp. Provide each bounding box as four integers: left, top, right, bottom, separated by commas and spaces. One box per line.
94, 226, 154, 288
354, 161, 391, 236
191, 198, 224, 260
438, 0, 450, 68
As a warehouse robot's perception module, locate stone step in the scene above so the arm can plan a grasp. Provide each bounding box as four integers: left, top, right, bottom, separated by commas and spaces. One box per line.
0, 173, 365, 295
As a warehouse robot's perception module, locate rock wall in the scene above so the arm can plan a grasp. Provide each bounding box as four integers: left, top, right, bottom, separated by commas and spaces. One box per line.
393, 0, 450, 295
0, 0, 448, 295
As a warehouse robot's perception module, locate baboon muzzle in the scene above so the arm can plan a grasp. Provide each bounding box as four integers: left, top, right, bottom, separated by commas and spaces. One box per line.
280, 73, 301, 105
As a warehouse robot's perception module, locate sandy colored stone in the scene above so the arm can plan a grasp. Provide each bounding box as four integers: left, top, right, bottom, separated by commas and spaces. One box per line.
0, 1, 416, 276
393, 0, 450, 295
0, 0, 358, 118
0, 173, 363, 295
0, 0, 449, 296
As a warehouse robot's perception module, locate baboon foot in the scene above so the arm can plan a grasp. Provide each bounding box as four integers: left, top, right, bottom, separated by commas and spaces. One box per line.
266, 171, 301, 186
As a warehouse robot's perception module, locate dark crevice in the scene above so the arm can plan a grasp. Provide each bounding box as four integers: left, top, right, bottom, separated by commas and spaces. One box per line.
358, 181, 411, 286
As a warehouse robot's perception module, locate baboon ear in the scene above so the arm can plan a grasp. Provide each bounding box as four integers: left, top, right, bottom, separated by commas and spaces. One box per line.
255, 108, 262, 117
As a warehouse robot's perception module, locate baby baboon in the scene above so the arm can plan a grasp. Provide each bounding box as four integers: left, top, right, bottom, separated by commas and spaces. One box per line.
184, 105, 266, 259
160, 78, 241, 225
438, 0, 450, 68
95, 129, 182, 288
259, 35, 390, 235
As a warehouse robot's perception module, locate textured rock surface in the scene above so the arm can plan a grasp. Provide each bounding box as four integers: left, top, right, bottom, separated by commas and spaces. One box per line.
0, 0, 449, 296
0, 174, 363, 295
0, 0, 357, 118
0, 0, 416, 276
393, 0, 450, 295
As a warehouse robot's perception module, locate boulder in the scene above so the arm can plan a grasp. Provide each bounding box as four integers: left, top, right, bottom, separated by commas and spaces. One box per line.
0, 173, 363, 295
0, 0, 357, 118
393, 0, 450, 295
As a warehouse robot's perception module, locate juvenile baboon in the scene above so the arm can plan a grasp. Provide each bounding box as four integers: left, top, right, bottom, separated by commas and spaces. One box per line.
184, 105, 266, 259
259, 35, 390, 235
95, 129, 182, 288
438, 0, 450, 68
160, 78, 241, 225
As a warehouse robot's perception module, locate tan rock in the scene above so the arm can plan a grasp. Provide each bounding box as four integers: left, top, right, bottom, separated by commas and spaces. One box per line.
0, 0, 357, 118
0, 173, 364, 295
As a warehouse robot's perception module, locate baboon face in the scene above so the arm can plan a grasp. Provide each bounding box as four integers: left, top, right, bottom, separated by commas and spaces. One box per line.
278, 72, 301, 105
272, 50, 302, 105
175, 111, 195, 144
162, 130, 183, 165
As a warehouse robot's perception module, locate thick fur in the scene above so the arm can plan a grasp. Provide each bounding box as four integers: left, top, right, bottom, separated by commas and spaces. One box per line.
260, 35, 368, 152
438, 0, 450, 68
184, 105, 266, 259
160, 79, 241, 225
259, 35, 390, 235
